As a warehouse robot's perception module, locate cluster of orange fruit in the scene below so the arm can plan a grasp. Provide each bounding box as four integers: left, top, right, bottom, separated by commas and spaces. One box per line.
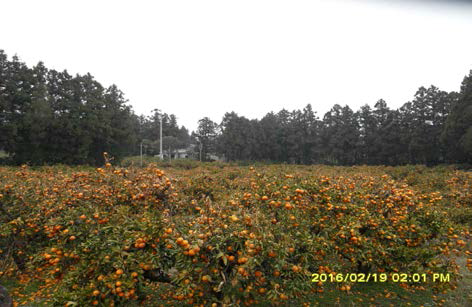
0, 163, 471, 306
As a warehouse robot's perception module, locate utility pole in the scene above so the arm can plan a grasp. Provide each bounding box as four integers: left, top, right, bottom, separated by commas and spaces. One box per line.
140, 141, 143, 167
159, 116, 163, 160
199, 139, 202, 162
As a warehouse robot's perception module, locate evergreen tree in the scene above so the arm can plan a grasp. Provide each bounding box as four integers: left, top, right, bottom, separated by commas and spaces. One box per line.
442, 71, 472, 163
195, 117, 218, 161
258, 112, 282, 162
321, 105, 360, 165
358, 104, 377, 164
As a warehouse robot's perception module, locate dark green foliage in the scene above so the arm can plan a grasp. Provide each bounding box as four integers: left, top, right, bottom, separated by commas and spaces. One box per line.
214, 84, 463, 166
1, 49, 471, 166
321, 104, 360, 165
0, 50, 189, 165
441, 71, 472, 164
218, 112, 259, 161
403, 86, 455, 165
0, 51, 139, 165
194, 117, 218, 161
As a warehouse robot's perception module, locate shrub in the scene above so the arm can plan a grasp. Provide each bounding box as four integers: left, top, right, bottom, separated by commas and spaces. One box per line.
0, 164, 469, 306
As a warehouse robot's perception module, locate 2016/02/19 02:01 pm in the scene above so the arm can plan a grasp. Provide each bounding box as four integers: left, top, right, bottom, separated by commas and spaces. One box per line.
311, 273, 452, 283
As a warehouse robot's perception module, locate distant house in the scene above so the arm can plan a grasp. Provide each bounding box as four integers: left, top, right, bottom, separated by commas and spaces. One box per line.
173, 148, 189, 159
158, 144, 225, 161
160, 148, 190, 159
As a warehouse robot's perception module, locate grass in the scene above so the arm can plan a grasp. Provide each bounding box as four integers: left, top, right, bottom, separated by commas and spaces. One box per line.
0, 277, 46, 307
1, 278, 461, 306
305, 282, 436, 307
442, 257, 472, 307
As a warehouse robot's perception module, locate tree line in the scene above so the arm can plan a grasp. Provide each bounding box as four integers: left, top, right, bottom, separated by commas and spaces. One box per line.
1, 49, 471, 166
197, 74, 472, 165
0, 50, 191, 165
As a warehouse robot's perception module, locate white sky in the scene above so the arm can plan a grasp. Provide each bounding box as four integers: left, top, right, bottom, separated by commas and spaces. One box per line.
1, 0, 472, 132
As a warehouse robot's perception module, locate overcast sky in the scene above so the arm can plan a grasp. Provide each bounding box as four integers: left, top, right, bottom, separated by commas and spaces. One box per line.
1, 0, 472, 132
